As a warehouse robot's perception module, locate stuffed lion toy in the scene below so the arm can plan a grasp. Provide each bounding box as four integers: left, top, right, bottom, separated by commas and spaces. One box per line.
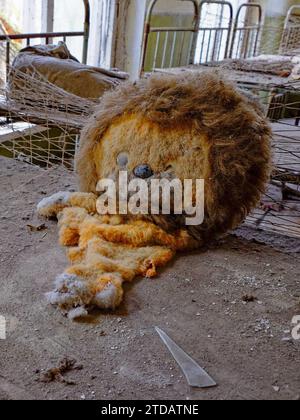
37, 71, 272, 319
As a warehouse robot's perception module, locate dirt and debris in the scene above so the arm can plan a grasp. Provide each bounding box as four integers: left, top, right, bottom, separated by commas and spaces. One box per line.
37, 358, 83, 386
27, 223, 47, 232
242, 295, 257, 303
0, 157, 300, 400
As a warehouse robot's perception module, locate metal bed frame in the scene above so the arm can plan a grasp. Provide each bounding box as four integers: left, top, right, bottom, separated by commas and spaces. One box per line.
141, 0, 200, 73
0, 0, 90, 80
0, 0, 91, 169
280, 4, 300, 54
229, 2, 263, 59
195, 1, 233, 64
141, 1, 265, 73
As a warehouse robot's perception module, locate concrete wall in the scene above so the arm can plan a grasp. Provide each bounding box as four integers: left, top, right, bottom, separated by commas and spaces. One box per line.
261, 0, 299, 18
112, 0, 147, 78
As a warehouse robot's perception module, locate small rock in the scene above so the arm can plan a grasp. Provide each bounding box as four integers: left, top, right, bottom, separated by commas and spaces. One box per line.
242, 295, 257, 303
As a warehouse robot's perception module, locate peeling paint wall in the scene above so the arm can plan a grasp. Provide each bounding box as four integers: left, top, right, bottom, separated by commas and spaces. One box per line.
88, 0, 116, 67
112, 0, 146, 79
261, 0, 299, 18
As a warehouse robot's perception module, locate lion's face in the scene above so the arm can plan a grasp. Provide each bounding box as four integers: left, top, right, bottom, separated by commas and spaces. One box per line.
77, 72, 272, 243
92, 113, 208, 233
94, 113, 207, 183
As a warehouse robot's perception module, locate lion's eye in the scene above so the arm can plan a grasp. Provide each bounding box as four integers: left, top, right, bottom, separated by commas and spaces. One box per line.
192, 146, 201, 152
165, 164, 174, 172
117, 153, 129, 167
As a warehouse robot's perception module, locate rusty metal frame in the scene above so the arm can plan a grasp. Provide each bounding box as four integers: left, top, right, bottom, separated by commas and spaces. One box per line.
0, 0, 90, 78
196, 0, 233, 64
229, 3, 263, 59
280, 4, 300, 54
284, 5, 300, 29
82, 0, 90, 64
140, 0, 200, 74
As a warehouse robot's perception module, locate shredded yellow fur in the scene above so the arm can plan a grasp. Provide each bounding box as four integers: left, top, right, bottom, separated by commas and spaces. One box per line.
38, 194, 196, 317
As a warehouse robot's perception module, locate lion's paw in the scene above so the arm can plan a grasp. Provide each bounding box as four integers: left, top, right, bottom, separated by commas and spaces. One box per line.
46, 273, 124, 319
46, 273, 93, 316
37, 191, 71, 218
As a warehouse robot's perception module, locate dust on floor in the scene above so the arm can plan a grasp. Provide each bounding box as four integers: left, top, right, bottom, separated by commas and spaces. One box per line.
0, 156, 299, 401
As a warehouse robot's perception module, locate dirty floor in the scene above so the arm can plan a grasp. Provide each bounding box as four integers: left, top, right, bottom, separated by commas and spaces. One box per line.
0, 156, 299, 401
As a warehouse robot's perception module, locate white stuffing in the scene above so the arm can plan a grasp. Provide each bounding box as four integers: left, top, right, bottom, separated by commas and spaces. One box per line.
93, 283, 119, 309
46, 272, 122, 320
37, 191, 71, 216
46, 273, 94, 310
68, 307, 89, 320
54, 273, 86, 291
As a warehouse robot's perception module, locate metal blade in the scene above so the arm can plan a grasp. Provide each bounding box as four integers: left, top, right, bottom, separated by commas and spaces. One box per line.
155, 327, 217, 389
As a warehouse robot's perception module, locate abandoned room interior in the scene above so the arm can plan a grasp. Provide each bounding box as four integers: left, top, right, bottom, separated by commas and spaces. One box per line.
0, 0, 300, 402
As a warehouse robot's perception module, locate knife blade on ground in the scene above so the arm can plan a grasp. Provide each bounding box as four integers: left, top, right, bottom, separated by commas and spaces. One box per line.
155, 327, 217, 389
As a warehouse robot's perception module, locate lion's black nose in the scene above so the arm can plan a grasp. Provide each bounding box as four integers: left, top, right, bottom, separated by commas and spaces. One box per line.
134, 164, 154, 179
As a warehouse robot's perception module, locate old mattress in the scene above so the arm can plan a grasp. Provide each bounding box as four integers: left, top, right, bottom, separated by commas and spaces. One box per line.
9, 42, 128, 100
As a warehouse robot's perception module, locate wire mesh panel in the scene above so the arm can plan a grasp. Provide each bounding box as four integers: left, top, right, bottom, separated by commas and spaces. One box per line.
141, 0, 200, 73
0, 66, 97, 170
230, 3, 263, 59
280, 5, 300, 55
0, 122, 78, 170
0, 24, 20, 85
195, 1, 233, 64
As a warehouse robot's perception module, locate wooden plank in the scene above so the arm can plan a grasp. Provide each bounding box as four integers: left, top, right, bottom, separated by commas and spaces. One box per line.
0, 123, 48, 143
272, 119, 300, 174
246, 209, 300, 239
0, 95, 84, 131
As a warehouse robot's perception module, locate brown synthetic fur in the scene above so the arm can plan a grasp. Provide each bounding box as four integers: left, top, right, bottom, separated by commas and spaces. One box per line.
76, 71, 272, 243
